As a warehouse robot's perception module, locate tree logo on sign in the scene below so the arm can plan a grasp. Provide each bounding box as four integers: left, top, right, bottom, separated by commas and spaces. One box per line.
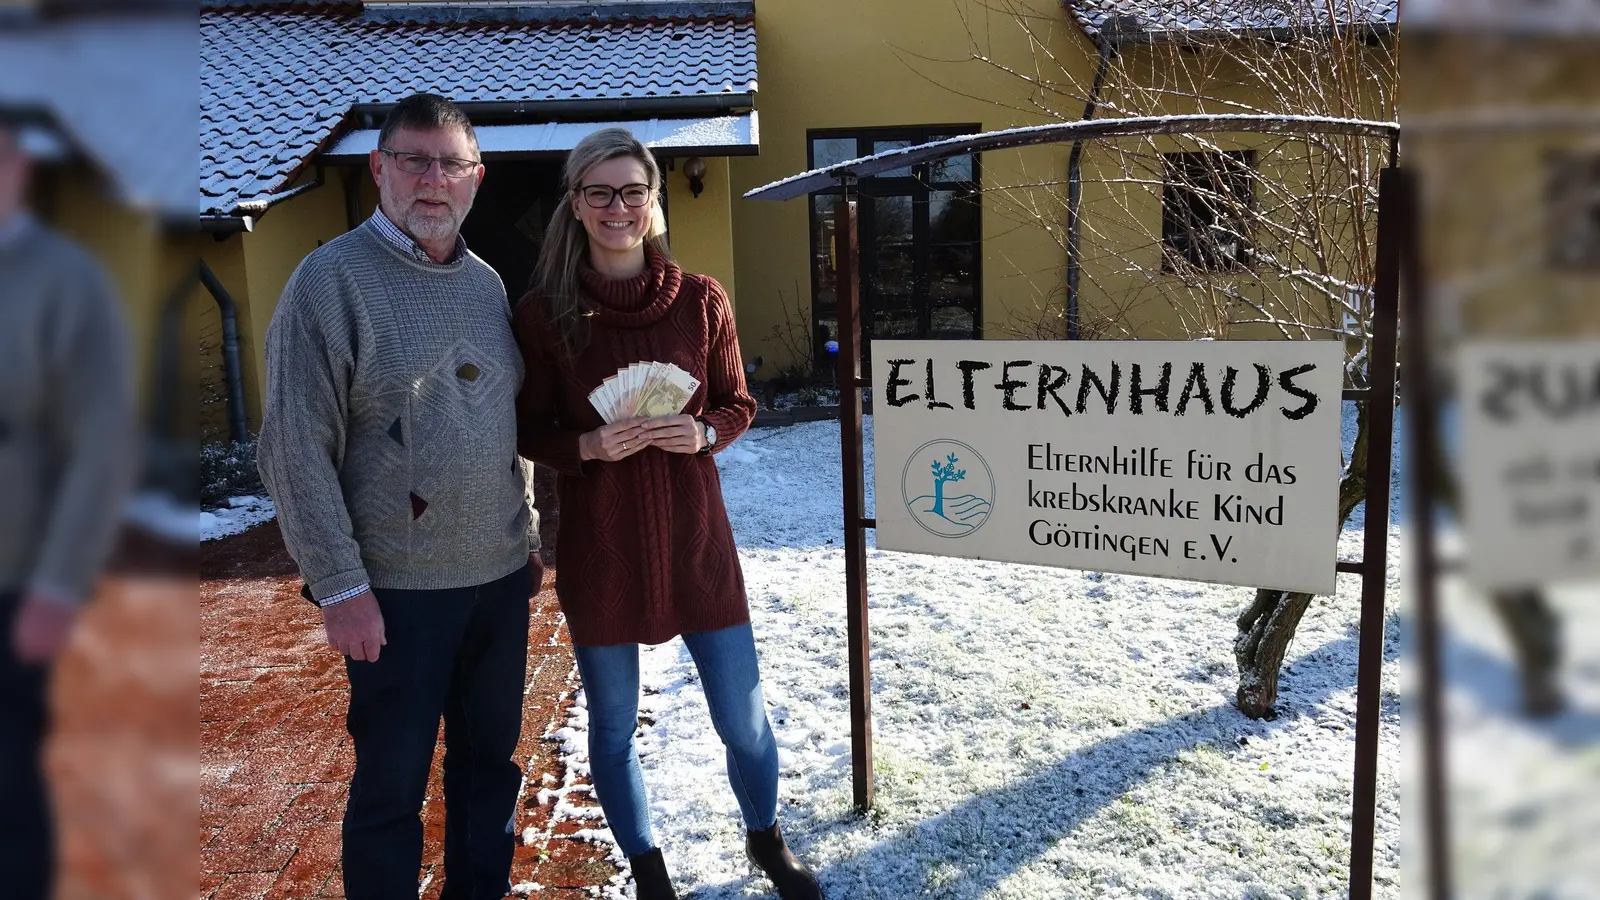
902, 439, 995, 537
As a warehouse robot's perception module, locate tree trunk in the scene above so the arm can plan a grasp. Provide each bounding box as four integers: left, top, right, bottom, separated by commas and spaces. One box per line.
1424, 430, 1564, 717
1235, 588, 1314, 718
1490, 590, 1565, 715
1234, 397, 1378, 718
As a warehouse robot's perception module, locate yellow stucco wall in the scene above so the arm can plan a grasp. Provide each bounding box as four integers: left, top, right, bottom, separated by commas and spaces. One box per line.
664, 155, 737, 308
1073, 41, 1394, 342
240, 176, 352, 418
48, 168, 165, 390
192, 247, 228, 443
44, 167, 228, 437
196, 169, 354, 430
1402, 33, 1600, 338
729, 5, 1397, 367
29, 169, 234, 446
196, 234, 250, 439
728, 0, 1087, 371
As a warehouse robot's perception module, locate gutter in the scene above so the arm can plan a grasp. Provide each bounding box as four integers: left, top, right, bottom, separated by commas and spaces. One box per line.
362, 1, 755, 26
198, 259, 250, 445
347, 93, 756, 127
233, 173, 325, 216
201, 169, 326, 235
1064, 24, 1122, 340
1103, 22, 1395, 46
199, 215, 254, 235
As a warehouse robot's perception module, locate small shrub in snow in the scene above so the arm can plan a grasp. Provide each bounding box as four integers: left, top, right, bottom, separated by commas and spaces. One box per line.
781, 383, 840, 408
201, 440, 263, 507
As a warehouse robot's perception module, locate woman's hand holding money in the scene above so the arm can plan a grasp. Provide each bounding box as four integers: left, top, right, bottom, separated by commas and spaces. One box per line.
580, 418, 652, 462
637, 414, 706, 454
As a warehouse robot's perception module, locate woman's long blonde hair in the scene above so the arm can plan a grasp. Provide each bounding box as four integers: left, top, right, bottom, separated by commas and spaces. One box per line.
528, 127, 674, 358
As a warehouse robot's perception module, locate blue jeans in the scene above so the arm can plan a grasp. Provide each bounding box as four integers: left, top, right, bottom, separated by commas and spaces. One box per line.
341, 563, 533, 900
574, 622, 779, 858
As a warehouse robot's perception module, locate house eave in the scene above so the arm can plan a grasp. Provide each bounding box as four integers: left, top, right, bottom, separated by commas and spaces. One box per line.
361, 1, 754, 27
344, 93, 757, 129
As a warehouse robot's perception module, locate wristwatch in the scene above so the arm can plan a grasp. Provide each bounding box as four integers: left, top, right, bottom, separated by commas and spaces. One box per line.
697, 417, 717, 455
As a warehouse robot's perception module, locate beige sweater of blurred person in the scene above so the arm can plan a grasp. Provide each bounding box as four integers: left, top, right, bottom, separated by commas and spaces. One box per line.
0, 216, 137, 605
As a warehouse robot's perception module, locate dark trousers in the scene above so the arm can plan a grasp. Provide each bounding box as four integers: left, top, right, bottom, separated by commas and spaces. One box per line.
341, 564, 533, 900
0, 591, 55, 900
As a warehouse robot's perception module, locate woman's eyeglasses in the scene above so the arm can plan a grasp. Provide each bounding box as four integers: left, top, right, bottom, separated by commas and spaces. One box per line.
379, 148, 481, 179
580, 183, 652, 209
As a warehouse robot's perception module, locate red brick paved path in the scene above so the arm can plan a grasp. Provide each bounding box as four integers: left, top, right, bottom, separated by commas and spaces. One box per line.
49, 569, 197, 900
199, 522, 614, 899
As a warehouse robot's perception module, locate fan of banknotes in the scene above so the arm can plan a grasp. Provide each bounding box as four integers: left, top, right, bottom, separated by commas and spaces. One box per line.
588, 362, 701, 423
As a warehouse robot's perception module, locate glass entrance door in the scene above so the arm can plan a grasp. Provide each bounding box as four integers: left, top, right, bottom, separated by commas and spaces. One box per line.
808, 127, 981, 377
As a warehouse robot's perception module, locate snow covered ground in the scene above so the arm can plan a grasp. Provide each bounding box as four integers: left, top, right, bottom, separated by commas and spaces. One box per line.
1403, 576, 1600, 899
199, 495, 275, 542
541, 403, 1402, 899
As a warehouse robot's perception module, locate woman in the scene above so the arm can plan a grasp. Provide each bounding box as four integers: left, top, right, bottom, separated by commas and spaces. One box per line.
513, 128, 822, 900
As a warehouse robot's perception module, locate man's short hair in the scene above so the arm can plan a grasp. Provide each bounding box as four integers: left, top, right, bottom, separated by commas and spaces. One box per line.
377, 93, 479, 158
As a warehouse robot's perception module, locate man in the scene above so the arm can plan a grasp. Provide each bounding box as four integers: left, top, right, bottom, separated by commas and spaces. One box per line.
257, 93, 541, 899
0, 118, 137, 898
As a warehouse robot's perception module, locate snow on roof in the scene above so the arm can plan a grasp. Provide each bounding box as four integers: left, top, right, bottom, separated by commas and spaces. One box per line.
0, 14, 196, 219
1063, 0, 1397, 39
200, 5, 757, 217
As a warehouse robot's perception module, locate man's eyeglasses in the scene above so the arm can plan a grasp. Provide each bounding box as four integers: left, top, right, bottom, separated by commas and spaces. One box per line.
379, 148, 481, 179
580, 183, 652, 209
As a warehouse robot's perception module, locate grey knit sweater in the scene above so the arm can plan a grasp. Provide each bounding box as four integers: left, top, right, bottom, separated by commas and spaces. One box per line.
0, 217, 136, 605
257, 220, 535, 602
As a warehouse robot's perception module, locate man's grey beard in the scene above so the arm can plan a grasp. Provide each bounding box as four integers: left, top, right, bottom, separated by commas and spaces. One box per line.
381, 183, 473, 245
403, 202, 467, 243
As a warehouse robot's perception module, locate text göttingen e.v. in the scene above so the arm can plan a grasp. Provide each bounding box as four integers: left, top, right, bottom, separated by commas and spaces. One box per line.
1023, 444, 1295, 564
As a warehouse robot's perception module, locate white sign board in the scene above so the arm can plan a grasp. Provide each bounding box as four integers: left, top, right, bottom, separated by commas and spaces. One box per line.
1459, 340, 1600, 589
872, 340, 1345, 594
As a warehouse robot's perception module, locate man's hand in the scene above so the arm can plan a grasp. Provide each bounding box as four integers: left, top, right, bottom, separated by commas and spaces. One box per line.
579, 418, 652, 462
322, 590, 386, 662
638, 415, 705, 454
11, 596, 79, 665
529, 553, 546, 596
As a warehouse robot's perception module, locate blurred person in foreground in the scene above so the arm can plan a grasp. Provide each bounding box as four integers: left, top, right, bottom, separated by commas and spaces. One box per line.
257, 93, 540, 900
0, 118, 137, 899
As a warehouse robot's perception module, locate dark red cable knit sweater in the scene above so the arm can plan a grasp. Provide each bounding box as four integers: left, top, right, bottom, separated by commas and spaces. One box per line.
512, 249, 757, 646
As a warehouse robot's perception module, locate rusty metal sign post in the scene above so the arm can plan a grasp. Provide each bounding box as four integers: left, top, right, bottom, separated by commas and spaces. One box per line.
1394, 163, 1452, 900
1345, 163, 1402, 898
832, 184, 876, 811
748, 115, 1404, 900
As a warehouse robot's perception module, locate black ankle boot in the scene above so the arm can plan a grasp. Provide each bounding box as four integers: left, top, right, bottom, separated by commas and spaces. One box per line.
745, 822, 822, 900
628, 847, 678, 900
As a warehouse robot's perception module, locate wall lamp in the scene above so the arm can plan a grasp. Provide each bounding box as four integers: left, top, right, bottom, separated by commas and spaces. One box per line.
683, 156, 708, 198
